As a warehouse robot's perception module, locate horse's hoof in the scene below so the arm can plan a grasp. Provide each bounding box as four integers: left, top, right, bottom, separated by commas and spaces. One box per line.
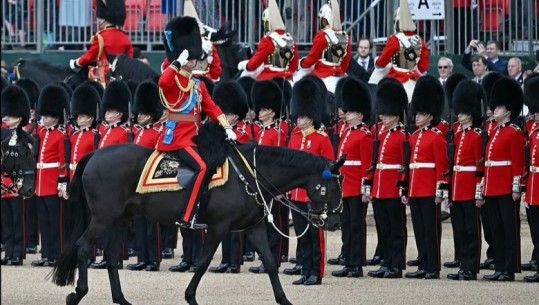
278, 299, 293, 305
66, 293, 79, 305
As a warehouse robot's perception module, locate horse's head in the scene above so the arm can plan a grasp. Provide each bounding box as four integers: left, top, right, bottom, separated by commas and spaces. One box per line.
305, 156, 345, 231
1, 127, 36, 197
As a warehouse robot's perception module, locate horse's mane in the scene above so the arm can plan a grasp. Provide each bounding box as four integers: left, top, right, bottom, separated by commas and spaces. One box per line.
194, 122, 228, 172
114, 55, 159, 82
16, 58, 87, 90
254, 146, 327, 172
215, 34, 246, 80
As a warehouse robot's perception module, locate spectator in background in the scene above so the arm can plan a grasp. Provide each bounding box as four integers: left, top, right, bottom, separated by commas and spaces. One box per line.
437, 57, 453, 85
59, 0, 92, 50
507, 57, 524, 85
462, 39, 508, 75
470, 55, 489, 84
3, 0, 27, 49
453, 0, 473, 54
354, 37, 374, 77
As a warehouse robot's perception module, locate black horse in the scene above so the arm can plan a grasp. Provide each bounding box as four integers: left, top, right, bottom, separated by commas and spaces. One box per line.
51, 122, 344, 305
1, 127, 36, 198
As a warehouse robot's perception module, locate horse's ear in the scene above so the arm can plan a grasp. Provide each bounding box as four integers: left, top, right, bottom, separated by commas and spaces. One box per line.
330, 155, 346, 173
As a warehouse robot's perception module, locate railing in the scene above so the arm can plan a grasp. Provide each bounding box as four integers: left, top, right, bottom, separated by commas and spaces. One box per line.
1, 0, 538, 56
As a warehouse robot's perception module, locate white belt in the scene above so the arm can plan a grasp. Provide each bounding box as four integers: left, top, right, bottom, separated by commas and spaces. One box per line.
376, 163, 402, 170
453, 165, 477, 172
36, 162, 60, 169
263, 65, 289, 72
392, 66, 416, 73
318, 59, 341, 67
530, 166, 539, 173
69, 163, 78, 171
409, 162, 435, 169
344, 160, 362, 166
485, 160, 512, 167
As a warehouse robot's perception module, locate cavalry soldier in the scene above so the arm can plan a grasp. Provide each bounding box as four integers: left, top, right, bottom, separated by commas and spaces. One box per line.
523, 74, 539, 282
446, 80, 486, 281
287, 77, 334, 285
69, 0, 134, 87
1, 85, 31, 266
370, 0, 429, 102
158, 16, 236, 229
237, 0, 298, 81
366, 78, 409, 279
482, 77, 525, 282
332, 77, 373, 279
31, 84, 69, 268
126, 81, 163, 272
403, 75, 448, 280
297, 0, 351, 93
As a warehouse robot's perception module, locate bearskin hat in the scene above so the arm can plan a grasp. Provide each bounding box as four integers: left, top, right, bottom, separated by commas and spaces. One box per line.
15, 78, 40, 110
291, 77, 323, 129
342, 77, 371, 120
376, 77, 407, 116
252, 80, 283, 118
71, 85, 101, 118
453, 80, 485, 128
333, 77, 348, 110
481, 72, 504, 108
272, 77, 292, 111
163, 17, 202, 63
102, 81, 131, 122
134, 81, 162, 122
96, 0, 126, 26
198, 76, 215, 96
1, 85, 30, 126
80, 80, 104, 99
213, 81, 249, 121
444, 73, 467, 110
237, 77, 255, 109
411, 75, 445, 123
37, 84, 69, 123
301, 75, 330, 126
1, 77, 7, 91
126, 80, 139, 114
489, 77, 523, 121
524, 73, 539, 113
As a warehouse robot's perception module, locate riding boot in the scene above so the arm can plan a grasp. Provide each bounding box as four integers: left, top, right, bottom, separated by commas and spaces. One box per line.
176, 173, 207, 230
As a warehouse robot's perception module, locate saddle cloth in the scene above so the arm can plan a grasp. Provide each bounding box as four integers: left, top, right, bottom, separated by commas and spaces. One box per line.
136, 150, 229, 194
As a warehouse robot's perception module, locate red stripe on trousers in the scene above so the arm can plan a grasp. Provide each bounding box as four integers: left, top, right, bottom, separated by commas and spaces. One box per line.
182, 147, 207, 223
319, 228, 326, 278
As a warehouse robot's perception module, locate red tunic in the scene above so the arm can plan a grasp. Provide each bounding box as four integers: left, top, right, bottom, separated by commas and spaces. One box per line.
76, 27, 134, 67
483, 123, 526, 196
408, 126, 448, 198
337, 123, 373, 198
526, 122, 539, 205
98, 123, 129, 148
289, 127, 335, 202
36, 125, 67, 197
69, 127, 98, 180
133, 123, 162, 149
157, 65, 227, 151
451, 127, 484, 201
255, 122, 286, 147
232, 125, 251, 144
485, 118, 498, 137
372, 125, 407, 199
300, 30, 352, 78
246, 30, 299, 80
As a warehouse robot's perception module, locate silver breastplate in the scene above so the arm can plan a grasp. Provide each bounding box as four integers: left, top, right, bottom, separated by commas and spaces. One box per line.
321, 31, 348, 65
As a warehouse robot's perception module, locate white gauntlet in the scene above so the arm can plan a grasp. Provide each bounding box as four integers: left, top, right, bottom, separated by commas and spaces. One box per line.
512, 176, 521, 193
475, 183, 484, 200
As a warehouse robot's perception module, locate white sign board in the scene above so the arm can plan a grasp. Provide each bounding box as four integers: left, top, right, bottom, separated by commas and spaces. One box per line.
408, 0, 445, 20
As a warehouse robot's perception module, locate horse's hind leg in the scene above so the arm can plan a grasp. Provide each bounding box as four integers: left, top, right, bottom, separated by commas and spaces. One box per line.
185, 225, 227, 305
104, 220, 132, 305
246, 222, 292, 305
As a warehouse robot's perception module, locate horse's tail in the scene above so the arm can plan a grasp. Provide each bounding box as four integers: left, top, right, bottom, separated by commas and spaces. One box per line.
49, 152, 94, 286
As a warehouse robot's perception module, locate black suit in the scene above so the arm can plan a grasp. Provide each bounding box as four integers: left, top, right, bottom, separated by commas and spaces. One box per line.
348, 56, 374, 83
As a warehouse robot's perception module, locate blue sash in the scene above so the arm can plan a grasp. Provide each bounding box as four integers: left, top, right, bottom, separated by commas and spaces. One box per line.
162, 79, 200, 145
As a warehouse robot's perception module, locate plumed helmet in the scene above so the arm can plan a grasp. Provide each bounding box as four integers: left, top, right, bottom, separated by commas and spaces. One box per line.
96, 0, 126, 27
411, 75, 445, 124
481, 72, 504, 110
213, 80, 249, 121
133, 81, 162, 122
37, 84, 69, 123
264, 0, 286, 31
396, 0, 416, 32
489, 77, 523, 121
291, 77, 323, 129
71, 85, 101, 118
444, 73, 467, 110
524, 73, 539, 114
252, 80, 283, 118
342, 77, 371, 120
102, 81, 131, 122
453, 80, 485, 128
15, 78, 40, 110
376, 77, 407, 116
1, 85, 30, 126
237, 77, 256, 109
163, 16, 203, 63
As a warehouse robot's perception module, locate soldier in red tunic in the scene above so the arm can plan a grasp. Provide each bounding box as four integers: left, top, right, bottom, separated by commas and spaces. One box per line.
237, 0, 298, 81
159, 16, 235, 229
445, 80, 486, 281
98, 81, 131, 149
69, 0, 133, 87
481, 77, 525, 282
366, 78, 409, 279
31, 85, 69, 268
1, 85, 31, 266
523, 74, 539, 282
332, 77, 373, 278
403, 75, 448, 280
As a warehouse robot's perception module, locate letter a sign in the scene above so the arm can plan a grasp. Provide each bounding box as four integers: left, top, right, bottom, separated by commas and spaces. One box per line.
407, 0, 445, 20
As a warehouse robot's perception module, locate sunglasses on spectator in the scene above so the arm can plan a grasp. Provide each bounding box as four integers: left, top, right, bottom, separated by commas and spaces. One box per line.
438, 66, 449, 69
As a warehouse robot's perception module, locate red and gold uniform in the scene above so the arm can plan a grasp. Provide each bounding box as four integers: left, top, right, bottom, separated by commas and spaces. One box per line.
160, 44, 222, 81
232, 125, 250, 144
133, 123, 162, 149
69, 127, 98, 180
255, 122, 286, 147
525, 119, 539, 280
371, 125, 407, 199
98, 122, 129, 148
300, 30, 352, 79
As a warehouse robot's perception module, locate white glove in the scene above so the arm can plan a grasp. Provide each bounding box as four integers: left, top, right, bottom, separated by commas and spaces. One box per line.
237, 60, 248, 71
225, 128, 237, 141
69, 59, 80, 71
202, 39, 213, 54
57, 182, 68, 199
177, 49, 190, 66
207, 55, 213, 64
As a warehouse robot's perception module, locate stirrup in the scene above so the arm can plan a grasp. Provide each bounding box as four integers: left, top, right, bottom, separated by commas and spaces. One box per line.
175, 220, 207, 230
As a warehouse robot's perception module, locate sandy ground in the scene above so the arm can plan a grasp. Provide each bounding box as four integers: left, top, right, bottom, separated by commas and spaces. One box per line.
1, 213, 538, 305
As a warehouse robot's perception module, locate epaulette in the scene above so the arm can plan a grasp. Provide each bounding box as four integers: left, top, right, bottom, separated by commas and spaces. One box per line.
57, 126, 66, 134
431, 127, 442, 135
316, 130, 328, 137
360, 126, 372, 135
509, 123, 521, 131
473, 128, 482, 135
153, 124, 163, 132
237, 128, 247, 135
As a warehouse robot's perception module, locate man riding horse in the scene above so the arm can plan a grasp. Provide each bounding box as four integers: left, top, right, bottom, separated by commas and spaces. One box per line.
69, 0, 134, 87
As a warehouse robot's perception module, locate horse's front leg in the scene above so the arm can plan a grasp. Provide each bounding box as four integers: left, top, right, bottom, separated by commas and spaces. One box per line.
246, 222, 292, 305
185, 225, 227, 305
105, 222, 132, 305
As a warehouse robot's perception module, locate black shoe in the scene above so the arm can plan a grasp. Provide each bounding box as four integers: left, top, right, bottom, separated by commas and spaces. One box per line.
483, 271, 502, 281
384, 268, 402, 278
523, 272, 539, 282
26, 246, 37, 254
459, 271, 477, 281
248, 264, 267, 274
289, 257, 297, 264
31, 258, 48, 267
366, 256, 382, 266
367, 266, 388, 278
161, 248, 175, 259
44, 259, 57, 267
405, 269, 427, 279
127, 248, 137, 257
127, 262, 148, 271
188, 263, 198, 272
281, 255, 288, 263
425, 270, 440, 279
522, 260, 537, 271
145, 262, 160, 272
447, 270, 463, 280
283, 265, 302, 275
497, 272, 514, 282
209, 263, 229, 273
7, 257, 23, 266
227, 264, 241, 274
89, 260, 108, 269
406, 259, 419, 267
1, 257, 11, 265
303, 275, 321, 285
480, 258, 495, 270
443, 260, 461, 268
243, 252, 255, 262
332, 267, 351, 277
292, 275, 308, 285
348, 266, 363, 278
327, 254, 344, 266
169, 261, 191, 272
